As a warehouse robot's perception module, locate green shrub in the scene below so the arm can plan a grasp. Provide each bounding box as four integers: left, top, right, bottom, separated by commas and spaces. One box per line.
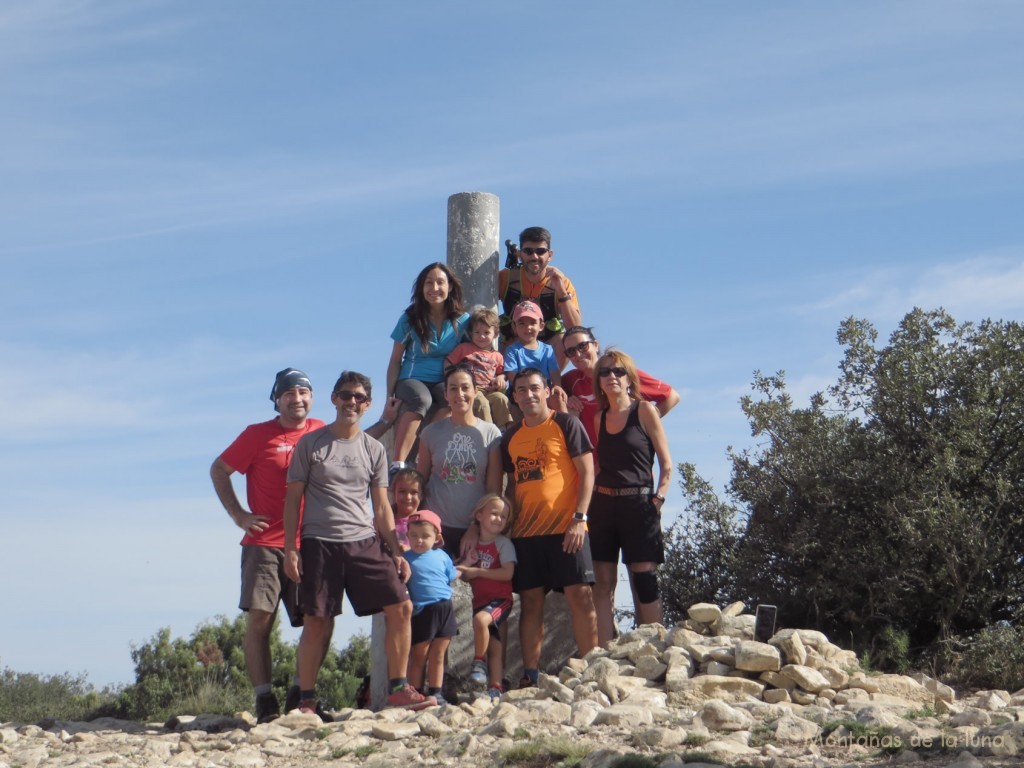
938, 622, 1024, 691
116, 615, 370, 722
499, 736, 593, 766
0, 667, 119, 723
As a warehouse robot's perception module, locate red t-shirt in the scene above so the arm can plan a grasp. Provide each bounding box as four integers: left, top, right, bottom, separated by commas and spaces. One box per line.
562, 367, 672, 450
447, 342, 504, 389
468, 535, 516, 607
219, 417, 325, 548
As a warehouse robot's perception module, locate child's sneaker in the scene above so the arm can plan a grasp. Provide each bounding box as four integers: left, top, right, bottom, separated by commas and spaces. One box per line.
468, 659, 488, 687
386, 684, 437, 711
487, 684, 506, 700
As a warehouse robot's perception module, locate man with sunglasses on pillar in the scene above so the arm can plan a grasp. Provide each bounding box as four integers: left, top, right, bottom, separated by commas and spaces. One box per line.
499, 226, 583, 369
283, 371, 436, 715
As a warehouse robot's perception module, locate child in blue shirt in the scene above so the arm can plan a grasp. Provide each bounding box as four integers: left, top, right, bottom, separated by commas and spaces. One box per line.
503, 300, 562, 388
403, 510, 458, 700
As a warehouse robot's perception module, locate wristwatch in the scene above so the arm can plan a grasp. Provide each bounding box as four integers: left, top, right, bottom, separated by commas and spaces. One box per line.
652, 494, 665, 503
572, 511, 588, 523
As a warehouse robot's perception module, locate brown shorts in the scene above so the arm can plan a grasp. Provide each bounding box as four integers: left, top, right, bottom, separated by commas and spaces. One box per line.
240, 545, 303, 627
298, 536, 410, 618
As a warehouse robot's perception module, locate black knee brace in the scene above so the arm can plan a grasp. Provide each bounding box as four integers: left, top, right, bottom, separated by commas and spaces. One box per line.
633, 570, 660, 604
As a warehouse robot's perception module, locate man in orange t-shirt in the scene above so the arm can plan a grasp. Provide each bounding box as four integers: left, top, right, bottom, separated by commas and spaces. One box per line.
500, 368, 597, 688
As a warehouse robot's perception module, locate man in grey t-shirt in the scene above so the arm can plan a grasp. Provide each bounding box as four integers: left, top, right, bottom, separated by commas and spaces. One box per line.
283, 371, 436, 713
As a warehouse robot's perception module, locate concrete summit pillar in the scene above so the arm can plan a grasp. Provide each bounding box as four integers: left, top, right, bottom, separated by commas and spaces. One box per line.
446, 192, 500, 310
369, 192, 500, 711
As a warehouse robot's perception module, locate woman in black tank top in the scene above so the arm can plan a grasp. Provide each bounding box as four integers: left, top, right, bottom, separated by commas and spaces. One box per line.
590, 349, 673, 646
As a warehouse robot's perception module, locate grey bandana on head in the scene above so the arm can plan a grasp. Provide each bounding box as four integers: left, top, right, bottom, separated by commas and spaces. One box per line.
270, 368, 312, 403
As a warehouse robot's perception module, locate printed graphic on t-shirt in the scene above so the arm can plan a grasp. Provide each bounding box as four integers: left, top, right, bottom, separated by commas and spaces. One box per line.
325, 453, 361, 469
513, 438, 547, 484
476, 546, 498, 569
439, 432, 479, 484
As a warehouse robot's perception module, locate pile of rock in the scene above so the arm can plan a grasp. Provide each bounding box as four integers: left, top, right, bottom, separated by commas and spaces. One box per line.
4, 602, 1024, 768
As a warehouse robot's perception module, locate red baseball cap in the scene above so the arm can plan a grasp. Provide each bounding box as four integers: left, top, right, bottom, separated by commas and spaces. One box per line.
406, 510, 444, 545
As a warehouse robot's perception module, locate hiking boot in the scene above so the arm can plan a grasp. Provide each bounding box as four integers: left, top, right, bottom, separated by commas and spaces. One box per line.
385, 684, 437, 711
468, 659, 488, 687
517, 675, 537, 689
255, 692, 280, 724
284, 685, 301, 713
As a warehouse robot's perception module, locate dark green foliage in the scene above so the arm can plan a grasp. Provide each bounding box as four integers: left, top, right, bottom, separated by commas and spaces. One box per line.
666, 308, 1024, 664
938, 621, 1024, 691
117, 615, 370, 721
0, 667, 119, 723
659, 463, 744, 627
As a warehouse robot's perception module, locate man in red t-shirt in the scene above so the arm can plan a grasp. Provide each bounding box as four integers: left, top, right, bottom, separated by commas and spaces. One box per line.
211, 368, 325, 723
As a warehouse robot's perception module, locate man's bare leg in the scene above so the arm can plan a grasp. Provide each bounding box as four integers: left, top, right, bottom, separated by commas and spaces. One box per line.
564, 583, 599, 658
519, 587, 546, 672
245, 609, 275, 686
381, 600, 413, 679
297, 616, 334, 692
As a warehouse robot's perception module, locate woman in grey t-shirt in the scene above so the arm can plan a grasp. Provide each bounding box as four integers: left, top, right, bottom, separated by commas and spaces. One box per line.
417, 365, 503, 559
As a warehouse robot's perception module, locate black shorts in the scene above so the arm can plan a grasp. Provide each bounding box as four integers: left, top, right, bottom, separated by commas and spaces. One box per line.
239, 545, 303, 627
475, 597, 514, 639
410, 599, 458, 645
441, 526, 468, 561
511, 534, 595, 593
298, 536, 410, 618
588, 493, 664, 564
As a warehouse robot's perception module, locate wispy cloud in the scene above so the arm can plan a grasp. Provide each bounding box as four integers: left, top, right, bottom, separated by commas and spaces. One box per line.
806, 248, 1024, 324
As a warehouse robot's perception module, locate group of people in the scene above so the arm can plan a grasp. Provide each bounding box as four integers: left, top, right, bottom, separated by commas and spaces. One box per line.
211, 226, 678, 721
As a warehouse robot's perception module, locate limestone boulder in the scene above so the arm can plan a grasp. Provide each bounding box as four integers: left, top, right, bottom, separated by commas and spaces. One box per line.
688, 602, 723, 623
780, 664, 831, 693
734, 640, 782, 672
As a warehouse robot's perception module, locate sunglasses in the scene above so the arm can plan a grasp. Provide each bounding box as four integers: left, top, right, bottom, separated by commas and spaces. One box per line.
598, 367, 628, 378
565, 340, 594, 358
335, 390, 370, 403
520, 247, 549, 256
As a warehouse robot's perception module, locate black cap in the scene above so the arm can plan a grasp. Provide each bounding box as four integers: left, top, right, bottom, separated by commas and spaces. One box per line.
270, 368, 313, 404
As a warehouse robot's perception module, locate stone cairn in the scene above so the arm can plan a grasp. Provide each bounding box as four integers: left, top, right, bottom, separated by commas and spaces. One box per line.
5, 602, 1024, 768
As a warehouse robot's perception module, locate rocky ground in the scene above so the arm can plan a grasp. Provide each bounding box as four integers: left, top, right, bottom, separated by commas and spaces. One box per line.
3, 603, 1023, 768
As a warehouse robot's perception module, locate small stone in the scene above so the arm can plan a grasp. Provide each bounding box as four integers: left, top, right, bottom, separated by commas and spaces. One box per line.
569, 700, 602, 728
636, 726, 685, 747
634, 655, 668, 681
722, 601, 746, 617
772, 714, 821, 744
689, 602, 723, 623
791, 689, 816, 705
763, 688, 791, 704
593, 704, 654, 727
780, 664, 831, 693
701, 699, 754, 731
371, 720, 420, 741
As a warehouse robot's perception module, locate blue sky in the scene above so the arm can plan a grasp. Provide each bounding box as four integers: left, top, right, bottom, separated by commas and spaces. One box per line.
2, 1, 1022, 687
